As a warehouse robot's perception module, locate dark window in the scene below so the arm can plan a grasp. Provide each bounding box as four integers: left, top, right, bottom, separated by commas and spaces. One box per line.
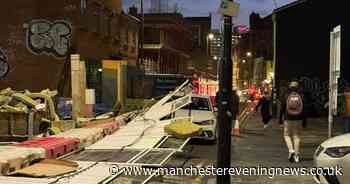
80, 0, 87, 15
182, 97, 211, 111
86, 60, 102, 103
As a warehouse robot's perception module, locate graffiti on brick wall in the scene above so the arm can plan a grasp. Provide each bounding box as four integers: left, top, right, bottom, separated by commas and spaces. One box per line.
0, 48, 10, 78
25, 20, 72, 58
7, 25, 25, 63
300, 77, 329, 113
279, 77, 350, 114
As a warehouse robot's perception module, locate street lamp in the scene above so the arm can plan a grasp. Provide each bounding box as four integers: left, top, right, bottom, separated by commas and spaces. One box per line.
246, 52, 252, 57
213, 56, 218, 60
207, 33, 215, 57
242, 59, 246, 63
208, 33, 214, 40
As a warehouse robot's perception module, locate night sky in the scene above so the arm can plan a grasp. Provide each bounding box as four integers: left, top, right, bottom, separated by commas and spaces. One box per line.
123, 0, 297, 27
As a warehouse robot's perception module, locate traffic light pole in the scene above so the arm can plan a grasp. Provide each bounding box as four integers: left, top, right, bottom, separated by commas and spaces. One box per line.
217, 6, 234, 184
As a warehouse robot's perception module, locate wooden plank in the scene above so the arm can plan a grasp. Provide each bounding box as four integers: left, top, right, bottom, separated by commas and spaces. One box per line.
65, 149, 142, 163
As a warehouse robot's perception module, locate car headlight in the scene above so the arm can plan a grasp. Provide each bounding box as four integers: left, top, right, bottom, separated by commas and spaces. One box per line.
315, 146, 324, 157
325, 147, 350, 158
194, 120, 214, 125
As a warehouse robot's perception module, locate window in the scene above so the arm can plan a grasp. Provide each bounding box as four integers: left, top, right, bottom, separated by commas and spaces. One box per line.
182, 97, 211, 111
80, 0, 87, 15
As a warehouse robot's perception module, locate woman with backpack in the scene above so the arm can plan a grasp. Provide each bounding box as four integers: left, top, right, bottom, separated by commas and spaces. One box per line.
279, 81, 307, 163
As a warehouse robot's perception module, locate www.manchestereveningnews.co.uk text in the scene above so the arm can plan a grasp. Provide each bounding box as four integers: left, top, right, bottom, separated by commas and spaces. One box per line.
109, 165, 343, 178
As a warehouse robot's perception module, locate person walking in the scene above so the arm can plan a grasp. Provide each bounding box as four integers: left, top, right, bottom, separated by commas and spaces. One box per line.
231, 90, 240, 135
255, 91, 272, 129
279, 81, 307, 163
343, 87, 350, 133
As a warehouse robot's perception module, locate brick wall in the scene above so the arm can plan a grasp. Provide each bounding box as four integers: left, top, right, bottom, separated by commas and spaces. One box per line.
0, 0, 139, 95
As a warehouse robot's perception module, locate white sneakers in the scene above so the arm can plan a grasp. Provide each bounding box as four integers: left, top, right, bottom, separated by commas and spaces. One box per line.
294, 154, 300, 163
288, 152, 295, 163
288, 152, 301, 163
263, 123, 271, 129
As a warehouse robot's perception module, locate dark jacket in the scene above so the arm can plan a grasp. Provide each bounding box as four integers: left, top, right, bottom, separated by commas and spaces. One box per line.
279, 90, 307, 123
256, 96, 271, 118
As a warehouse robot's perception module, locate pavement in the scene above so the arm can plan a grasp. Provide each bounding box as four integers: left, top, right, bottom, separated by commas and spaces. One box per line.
191, 115, 345, 184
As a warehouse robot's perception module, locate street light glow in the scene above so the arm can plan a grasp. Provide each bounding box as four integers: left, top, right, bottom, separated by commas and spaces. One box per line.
208, 33, 214, 40
213, 56, 218, 60
264, 79, 271, 84
242, 59, 246, 63
246, 52, 252, 57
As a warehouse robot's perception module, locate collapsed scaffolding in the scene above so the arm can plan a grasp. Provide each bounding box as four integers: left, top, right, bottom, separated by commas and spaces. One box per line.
0, 80, 197, 184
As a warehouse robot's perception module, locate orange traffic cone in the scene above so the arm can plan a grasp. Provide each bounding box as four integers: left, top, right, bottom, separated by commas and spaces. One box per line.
232, 120, 240, 136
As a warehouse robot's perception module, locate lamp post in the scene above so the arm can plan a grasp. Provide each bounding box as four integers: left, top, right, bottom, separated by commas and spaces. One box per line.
217, 0, 235, 183
271, 0, 278, 117
246, 51, 253, 87
207, 33, 214, 57
272, 13, 277, 117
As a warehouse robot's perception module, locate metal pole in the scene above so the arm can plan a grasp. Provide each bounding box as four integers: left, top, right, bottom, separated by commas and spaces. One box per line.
217, 2, 234, 183
139, 0, 144, 69
328, 31, 335, 138
272, 13, 277, 117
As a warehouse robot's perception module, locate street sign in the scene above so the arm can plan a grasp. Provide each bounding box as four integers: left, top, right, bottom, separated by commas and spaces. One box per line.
328, 25, 341, 138
219, 0, 240, 17
236, 25, 249, 34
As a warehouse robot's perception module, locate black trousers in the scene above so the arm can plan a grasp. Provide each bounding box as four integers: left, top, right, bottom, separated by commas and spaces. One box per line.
262, 114, 271, 125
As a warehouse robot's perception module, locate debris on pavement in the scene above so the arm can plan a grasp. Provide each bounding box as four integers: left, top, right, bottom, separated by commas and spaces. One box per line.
10, 159, 79, 178
164, 118, 202, 139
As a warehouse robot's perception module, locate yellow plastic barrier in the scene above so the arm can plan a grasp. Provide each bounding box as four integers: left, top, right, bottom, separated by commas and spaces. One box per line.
164, 118, 202, 139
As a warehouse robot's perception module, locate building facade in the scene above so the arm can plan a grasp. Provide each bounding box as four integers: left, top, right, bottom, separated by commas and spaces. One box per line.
208, 30, 223, 60
234, 12, 273, 89
183, 15, 215, 80
0, 0, 139, 102
274, 0, 349, 116
184, 16, 212, 53
140, 13, 192, 75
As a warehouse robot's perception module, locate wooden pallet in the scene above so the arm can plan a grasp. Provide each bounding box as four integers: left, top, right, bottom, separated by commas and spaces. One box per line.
55, 128, 104, 148
0, 146, 45, 175
84, 121, 119, 135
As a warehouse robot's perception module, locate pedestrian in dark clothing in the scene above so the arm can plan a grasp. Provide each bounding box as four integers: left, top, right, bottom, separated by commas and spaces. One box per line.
279, 81, 307, 163
343, 87, 350, 133
232, 90, 240, 120
298, 79, 309, 129
255, 92, 272, 128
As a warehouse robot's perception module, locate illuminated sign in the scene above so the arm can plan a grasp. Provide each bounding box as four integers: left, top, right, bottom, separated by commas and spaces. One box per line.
236, 25, 249, 34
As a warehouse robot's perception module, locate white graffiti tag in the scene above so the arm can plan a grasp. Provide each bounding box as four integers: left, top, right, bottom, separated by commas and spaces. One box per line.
26, 20, 72, 58
0, 49, 9, 78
